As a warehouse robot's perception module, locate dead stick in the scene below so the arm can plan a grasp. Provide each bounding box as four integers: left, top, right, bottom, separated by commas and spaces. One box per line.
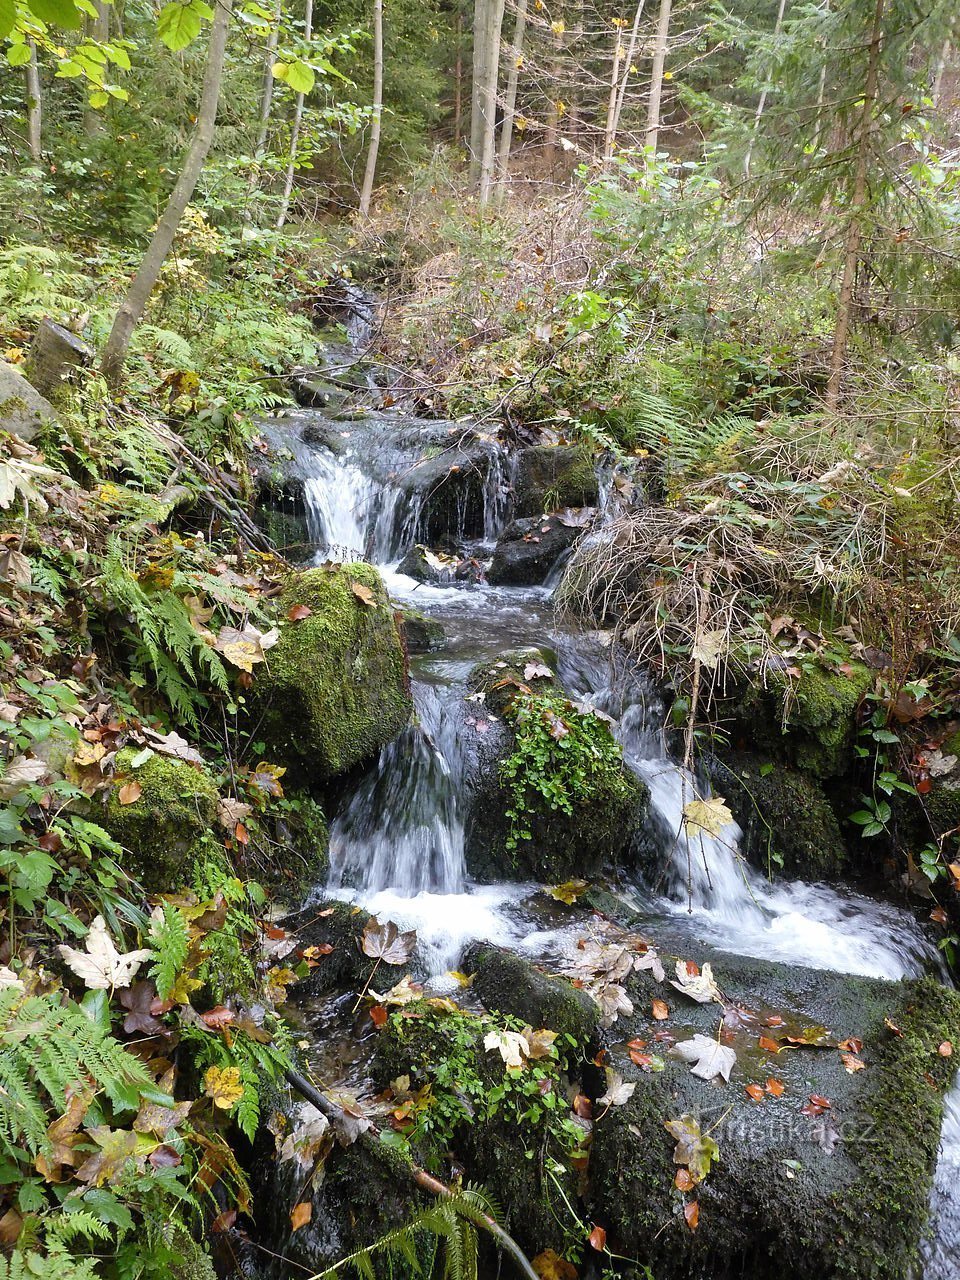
284, 1068, 540, 1280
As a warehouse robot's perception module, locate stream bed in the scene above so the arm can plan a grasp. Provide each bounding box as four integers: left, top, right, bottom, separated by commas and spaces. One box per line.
262, 388, 960, 1278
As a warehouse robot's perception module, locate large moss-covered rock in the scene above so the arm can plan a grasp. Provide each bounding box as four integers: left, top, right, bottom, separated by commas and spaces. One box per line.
514, 444, 598, 517
256, 563, 412, 783
465, 649, 648, 882
586, 895, 960, 1280
463, 943, 599, 1050
721, 658, 873, 779
0, 358, 59, 441
708, 750, 848, 879
103, 747, 219, 890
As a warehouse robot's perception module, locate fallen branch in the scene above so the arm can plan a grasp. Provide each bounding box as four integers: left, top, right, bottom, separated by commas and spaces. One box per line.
284, 1067, 540, 1280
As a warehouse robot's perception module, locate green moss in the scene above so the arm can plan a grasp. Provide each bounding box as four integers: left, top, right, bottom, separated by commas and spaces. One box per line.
709, 750, 848, 879
469, 647, 556, 715
515, 444, 599, 516
400, 607, 445, 654
464, 944, 599, 1050
103, 747, 219, 891
256, 563, 413, 782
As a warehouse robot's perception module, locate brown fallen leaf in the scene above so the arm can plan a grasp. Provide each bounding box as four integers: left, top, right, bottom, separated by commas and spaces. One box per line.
931, 906, 949, 926
290, 1201, 312, 1232
802, 1094, 831, 1117
745, 1083, 765, 1102
758, 1035, 781, 1054
588, 1225, 606, 1252
939, 1041, 954, 1057
118, 780, 142, 805
674, 1168, 694, 1191
370, 1005, 388, 1028
765, 1077, 785, 1098
352, 581, 376, 607
684, 1200, 700, 1232
885, 1018, 904, 1037
286, 604, 312, 621
211, 1208, 237, 1233
837, 1037, 863, 1053
532, 1249, 578, 1280
840, 1052, 866, 1073
651, 998, 669, 1021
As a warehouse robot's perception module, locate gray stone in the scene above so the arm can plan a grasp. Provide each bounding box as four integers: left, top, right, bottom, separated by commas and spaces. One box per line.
0, 359, 59, 442
487, 513, 583, 585
24, 319, 92, 399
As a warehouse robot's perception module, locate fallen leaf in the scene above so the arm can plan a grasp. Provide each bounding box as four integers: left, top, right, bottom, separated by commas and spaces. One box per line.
211, 1208, 237, 1233
801, 1094, 831, 1117
745, 1083, 765, 1102
664, 1114, 720, 1183
361, 918, 417, 966
840, 1052, 866, 1073
884, 1017, 903, 1037
597, 1068, 635, 1108
547, 879, 589, 905
684, 1201, 700, 1232
572, 1094, 593, 1119
290, 1202, 312, 1232
765, 1077, 784, 1097
940, 1041, 954, 1057
214, 624, 280, 673
675, 1168, 694, 1191
837, 1037, 863, 1053
651, 998, 669, 1021
532, 1249, 577, 1280
351, 581, 376, 607
201, 1006, 236, 1030
0, 754, 48, 799
669, 1035, 736, 1083
931, 907, 949, 926
217, 797, 253, 831
683, 796, 734, 839
670, 960, 720, 1004
370, 1005, 388, 1028
758, 1035, 782, 1054
286, 604, 312, 621
204, 1065, 244, 1110
117, 781, 142, 806
588, 1225, 606, 1252
483, 1028, 529, 1069
58, 916, 153, 990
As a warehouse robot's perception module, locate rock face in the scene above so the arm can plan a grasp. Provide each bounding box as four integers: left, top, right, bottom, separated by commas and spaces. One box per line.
398, 445, 493, 542
400, 606, 445, 653
487, 514, 582, 585
102, 747, 220, 891
514, 444, 598, 516
255, 563, 412, 782
0, 358, 59, 441
463, 943, 599, 1048
708, 750, 848, 880
464, 649, 649, 882
586, 891, 960, 1280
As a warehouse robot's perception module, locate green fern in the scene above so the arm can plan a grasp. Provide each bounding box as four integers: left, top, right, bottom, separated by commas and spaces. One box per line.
149, 902, 191, 1000
317, 1187, 501, 1280
137, 325, 196, 367
0, 1244, 100, 1280
0, 989, 151, 1159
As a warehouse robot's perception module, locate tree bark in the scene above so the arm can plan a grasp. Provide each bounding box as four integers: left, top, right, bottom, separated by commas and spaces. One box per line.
931, 38, 950, 108
469, 0, 490, 177
609, 0, 645, 160
100, 0, 234, 385
83, 1, 110, 136
603, 20, 624, 161
644, 0, 672, 156
824, 0, 884, 412
743, 0, 788, 178
254, 0, 281, 160
543, 6, 564, 171
477, 0, 506, 202
496, 0, 528, 190
275, 0, 314, 229
453, 10, 463, 141
25, 42, 42, 163
358, 0, 384, 217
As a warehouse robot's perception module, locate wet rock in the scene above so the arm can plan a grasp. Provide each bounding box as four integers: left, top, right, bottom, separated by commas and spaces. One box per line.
514, 444, 598, 517
487, 513, 583, 585
400, 607, 445, 653
301, 419, 349, 452
462, 943, 599, 1049
464, 650, 649, 882
249, 445, 310, 557
396, 543, 453, 584
283, 899, 372, 998
99, 747, 219, 891
398, 446, 493, 542
254, 563, 412, 783
708, 750, 848, 880
586, 891, 960, 1280
288, 374, 350, 411
0, 357, 59, 441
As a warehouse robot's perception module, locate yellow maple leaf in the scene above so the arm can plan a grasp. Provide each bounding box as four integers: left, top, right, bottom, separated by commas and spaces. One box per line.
682, 796, 734, 839
204, 1065, 244, 1110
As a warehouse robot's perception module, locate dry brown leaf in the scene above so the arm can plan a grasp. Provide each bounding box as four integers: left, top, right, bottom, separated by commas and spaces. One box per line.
290, 1202, 312, 1232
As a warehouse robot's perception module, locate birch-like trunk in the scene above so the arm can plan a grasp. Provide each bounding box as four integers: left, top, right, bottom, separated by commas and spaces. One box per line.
100, 0, 234, 384
477, 0, 506, 202
83, 1, 110, 136
743, 0, 788, 178
25, 42, 42, 162
276, 0, 314, 228
602, 21, 624, 161
932, 38, 950, 107
609, 0, 645, 158
644, 0, 672, 155
496, 0, 527, 189
358, 0, 384, 217
469, 0, 490, 178
824, 0, 884, 412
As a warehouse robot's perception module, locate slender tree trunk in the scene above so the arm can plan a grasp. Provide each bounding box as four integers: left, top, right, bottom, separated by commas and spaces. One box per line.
25, 42, 42, 162
543, 7, 564, 171
254, 0, 281, 159
478, 0, 506, 202
824, 0, 884, 412
644, 0, 672, 155
603, 21, 624, 161
609, 0, 645, 158
100, 0, 234, 385
276, 0, 314, 228
358, 0, 384, 217
469, 0, 490, 177
496, 0, 528, 189
931, 38, 950, 107
743, 0, 788, 178
453, 10, 463, 141
83, 1, 110, 136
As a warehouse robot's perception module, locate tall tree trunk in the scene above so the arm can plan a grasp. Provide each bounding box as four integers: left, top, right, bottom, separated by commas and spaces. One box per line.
83, 1, 110, 136
496, 0, 528, 189
453, 10, 463, 141
100, 0, 234, 385
358, 0, 384, 217
477, 0, 506, 202
245, 0, 281, 219
609, 0, 645, 158
743, 0, 788, 178
824, 0, 884, 412
543, 6, 564, 172
25, 42, 42, 162
603, 20, 624, 161
931, 38, 950, 108
276, 0, 314, 228
469, 0, 490, 177
644, 0, 672, 155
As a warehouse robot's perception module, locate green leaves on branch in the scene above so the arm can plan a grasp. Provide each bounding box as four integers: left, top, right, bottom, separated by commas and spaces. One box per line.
157, 0, 212, 51
272, 57, 314, 94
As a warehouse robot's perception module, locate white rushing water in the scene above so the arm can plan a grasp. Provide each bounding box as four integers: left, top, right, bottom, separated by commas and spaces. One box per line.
288, 389, 957, 1269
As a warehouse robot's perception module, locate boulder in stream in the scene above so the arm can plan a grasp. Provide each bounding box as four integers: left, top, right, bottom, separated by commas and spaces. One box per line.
463, 942, 599, 1048
585, 890, 960, 1280
514, 444, 599, 516
255, 563, 412, 783
400, 606, 445, 653
397, 444, 494, 542
487, 513, 584, 586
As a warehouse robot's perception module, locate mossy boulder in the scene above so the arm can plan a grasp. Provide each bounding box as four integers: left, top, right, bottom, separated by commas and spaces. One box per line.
586, 894, 960, 1280
103, 747, 219, 891
398, 446, 493, 542
514, 444, 598, 517
284, 899, 373, 998
721, 658, 873, 779
462, 943, 599, 1050
708, 750, 848, 879
400, 606, 445, 653
464, 651, 649, 882
255, 563, 412, 783
265, 793, 331, 903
